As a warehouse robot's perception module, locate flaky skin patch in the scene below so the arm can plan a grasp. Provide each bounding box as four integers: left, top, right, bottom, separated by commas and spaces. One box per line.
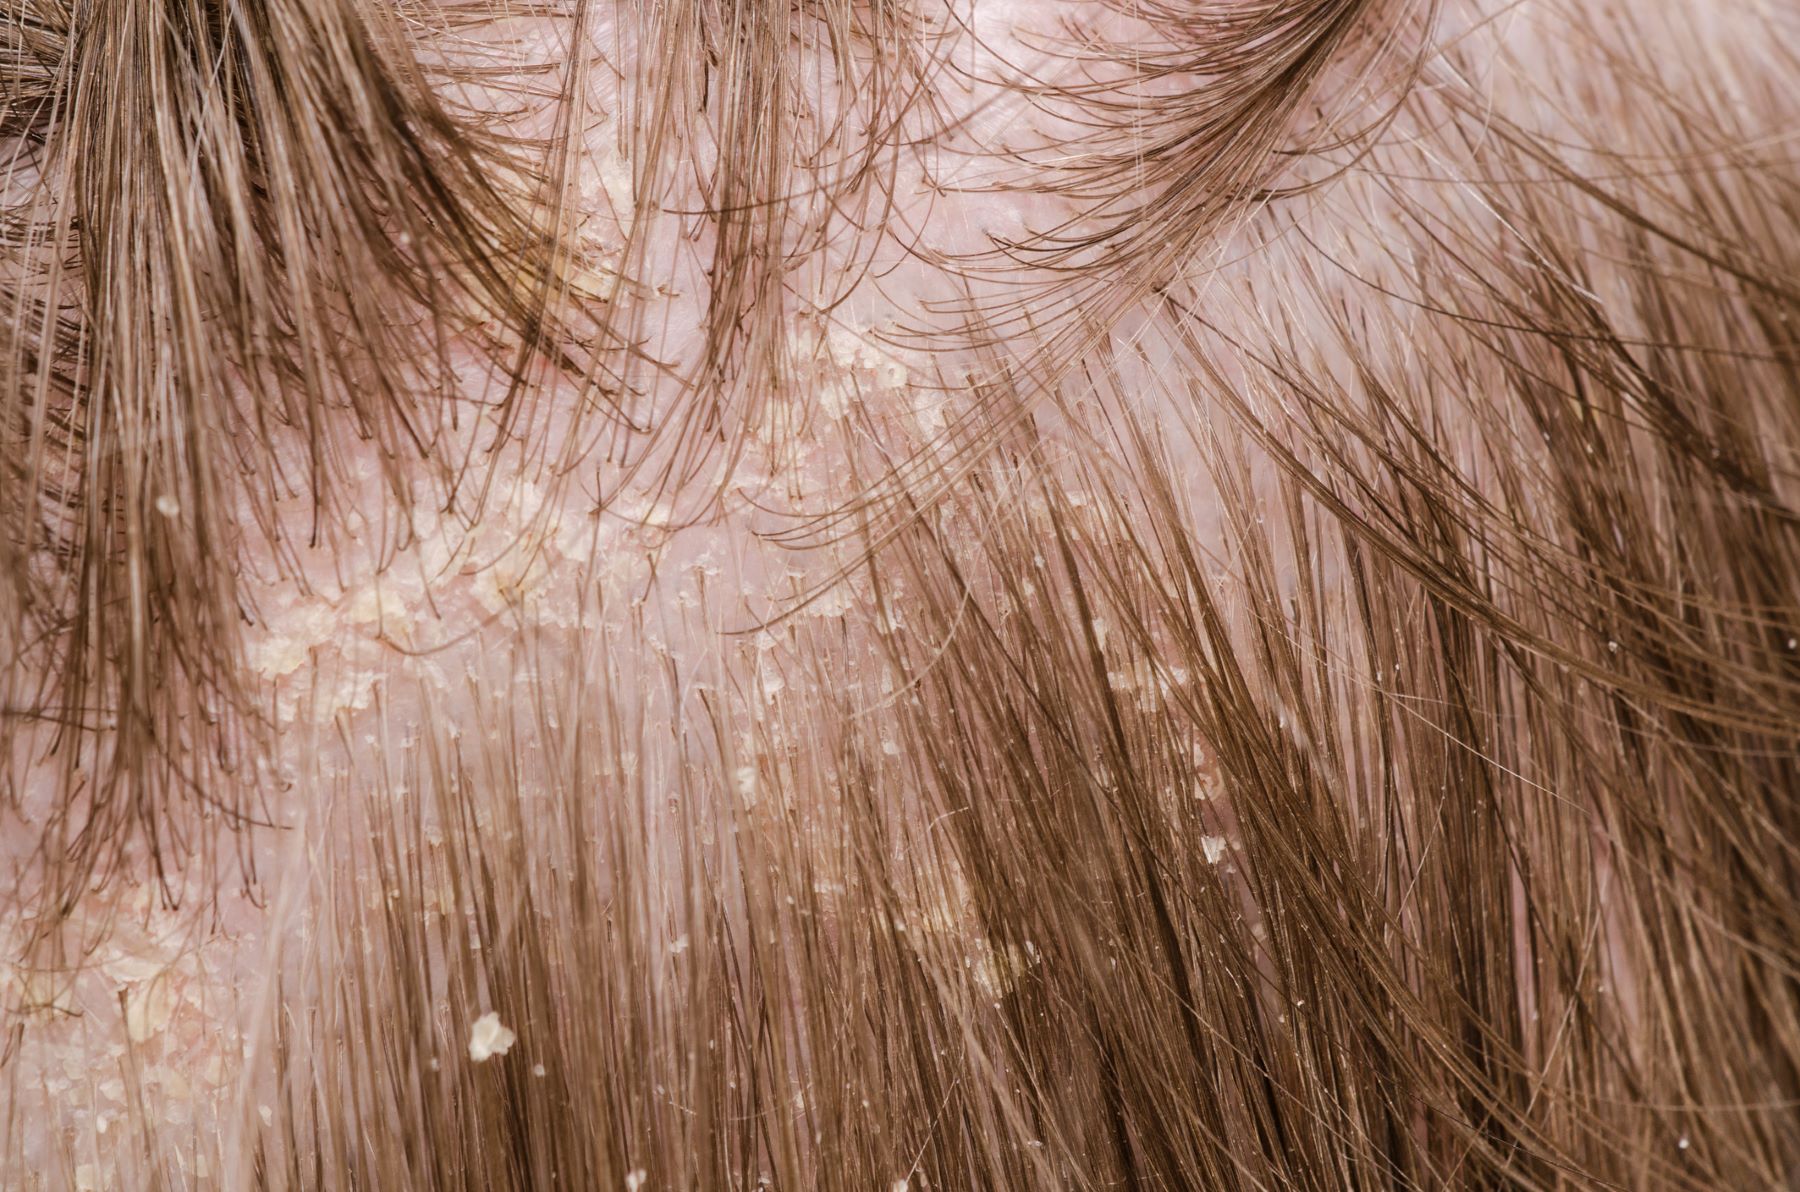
3, 0, 1799, 1188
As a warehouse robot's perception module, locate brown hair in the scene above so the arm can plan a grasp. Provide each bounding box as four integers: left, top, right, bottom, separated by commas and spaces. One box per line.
3, 0, 1797, 1187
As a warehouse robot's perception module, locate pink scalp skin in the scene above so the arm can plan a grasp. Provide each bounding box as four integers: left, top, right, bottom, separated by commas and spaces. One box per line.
0, 1, 1096, 1182
3, 0, 1789, 1186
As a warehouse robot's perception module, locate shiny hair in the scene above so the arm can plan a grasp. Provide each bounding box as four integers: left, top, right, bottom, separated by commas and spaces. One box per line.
4, 0, 1798, 1187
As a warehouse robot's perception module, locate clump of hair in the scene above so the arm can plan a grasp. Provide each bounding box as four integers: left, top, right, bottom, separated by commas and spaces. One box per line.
0, 0, 632, 928
4, 0, 1799, 1188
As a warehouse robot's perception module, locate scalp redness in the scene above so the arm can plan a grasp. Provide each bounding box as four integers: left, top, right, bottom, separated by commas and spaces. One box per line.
1, 0, 1798, 1187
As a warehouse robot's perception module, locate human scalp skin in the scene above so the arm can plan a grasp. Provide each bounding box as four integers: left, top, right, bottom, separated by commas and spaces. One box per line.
2, 0, 1799, 1188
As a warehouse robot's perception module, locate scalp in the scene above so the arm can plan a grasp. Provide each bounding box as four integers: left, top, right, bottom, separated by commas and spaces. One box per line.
2, 0, 1799, 1187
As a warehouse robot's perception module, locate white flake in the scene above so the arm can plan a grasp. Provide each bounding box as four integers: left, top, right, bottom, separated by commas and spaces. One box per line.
124, 978, 174, 1042
467, 1011, 516, 1062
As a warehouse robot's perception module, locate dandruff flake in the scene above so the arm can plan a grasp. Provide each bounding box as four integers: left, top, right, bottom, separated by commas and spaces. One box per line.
467, 1011, 516, 1062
